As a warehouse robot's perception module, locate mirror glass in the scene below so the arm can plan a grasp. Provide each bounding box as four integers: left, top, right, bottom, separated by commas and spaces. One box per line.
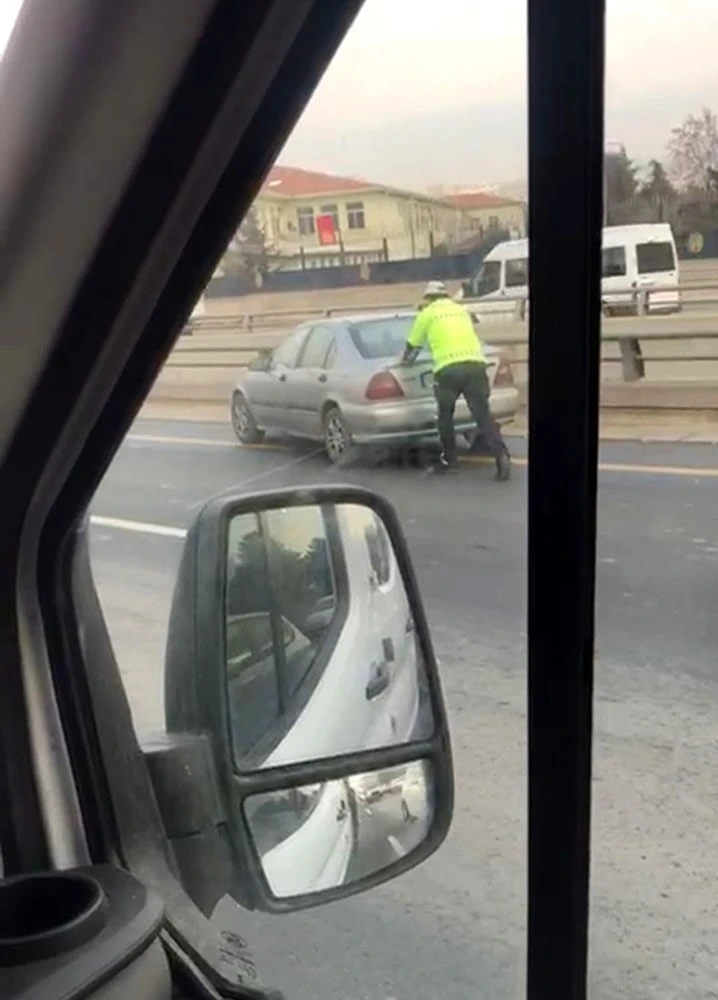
243, 759, 434, 899
225, 502, 434, 770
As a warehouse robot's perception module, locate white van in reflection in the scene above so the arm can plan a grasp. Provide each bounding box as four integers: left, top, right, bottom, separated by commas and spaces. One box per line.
460, 223, 680, 322
227, 502, 425, 895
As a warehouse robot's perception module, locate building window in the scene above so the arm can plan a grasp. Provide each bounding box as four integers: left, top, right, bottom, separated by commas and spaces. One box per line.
347, 201, 366, 230
488, 215, 500, 229
297, 206, 315, 236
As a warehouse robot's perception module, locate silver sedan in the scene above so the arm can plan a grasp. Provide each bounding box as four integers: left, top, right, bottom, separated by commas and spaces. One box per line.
230, 312, 519, 463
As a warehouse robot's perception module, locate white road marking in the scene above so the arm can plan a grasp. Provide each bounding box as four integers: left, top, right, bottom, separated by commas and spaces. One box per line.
387, 834, 406, 858
127, 433, 234, 448
90, 515, 187, 539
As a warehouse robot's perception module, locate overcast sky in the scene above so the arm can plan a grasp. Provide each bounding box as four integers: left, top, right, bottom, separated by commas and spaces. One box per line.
3, 0, 717, 189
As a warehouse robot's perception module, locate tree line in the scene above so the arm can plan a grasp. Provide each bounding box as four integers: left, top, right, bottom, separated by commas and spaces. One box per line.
605, 107, 718, 235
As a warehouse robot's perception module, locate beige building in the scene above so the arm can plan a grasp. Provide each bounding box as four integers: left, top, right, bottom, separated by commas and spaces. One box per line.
253, 165, 472, 269
443, 191, 527, 240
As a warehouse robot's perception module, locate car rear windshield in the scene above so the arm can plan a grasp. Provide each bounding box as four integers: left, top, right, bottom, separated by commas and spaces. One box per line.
349, 317, 421, 359
636, 241, 676, 274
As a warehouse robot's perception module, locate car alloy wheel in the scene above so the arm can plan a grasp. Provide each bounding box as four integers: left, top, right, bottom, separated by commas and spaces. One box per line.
323, 407, 351, 463
231, 393, 263, 445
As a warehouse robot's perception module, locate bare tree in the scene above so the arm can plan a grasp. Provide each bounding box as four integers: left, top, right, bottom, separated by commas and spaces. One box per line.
637, 160, 676, 223
604, 146, 637, 224
667, 107, 718, 191
223, 207, 273, 285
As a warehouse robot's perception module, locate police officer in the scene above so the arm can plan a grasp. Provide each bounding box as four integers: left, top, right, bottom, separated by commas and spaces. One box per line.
402, 280, 511, 479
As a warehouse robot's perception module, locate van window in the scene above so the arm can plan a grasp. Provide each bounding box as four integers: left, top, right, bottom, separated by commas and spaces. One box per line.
601, 246, 627, 278
364, 512, 392, 586
225, 505, 342, 764
505, 257, 529, 288
476, 260, 501, 296
636, 241, 675, 274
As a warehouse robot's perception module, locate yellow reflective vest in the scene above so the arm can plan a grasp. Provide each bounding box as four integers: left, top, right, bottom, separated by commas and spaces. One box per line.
407, 298, 485, 373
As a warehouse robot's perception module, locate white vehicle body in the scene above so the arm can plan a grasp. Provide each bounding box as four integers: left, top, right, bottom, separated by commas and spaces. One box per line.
252, 780, 355, 898
600, 223, 680, 314
462, 223, 680, 324
265, 504, 420, 770
240, 503, 421, 895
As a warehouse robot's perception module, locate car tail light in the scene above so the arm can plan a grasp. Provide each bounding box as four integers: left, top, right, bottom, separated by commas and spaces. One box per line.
493, 357, 515, 389
365, 372, 405, 401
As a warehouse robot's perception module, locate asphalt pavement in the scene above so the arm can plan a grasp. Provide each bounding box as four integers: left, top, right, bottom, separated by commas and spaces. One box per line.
88, 419, 718, 1000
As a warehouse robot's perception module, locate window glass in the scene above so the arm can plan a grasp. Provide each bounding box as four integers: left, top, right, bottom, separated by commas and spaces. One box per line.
505, 257, 528, 288
225, 506, 339, 764
636, 241, 675, 274
601, 245, 627, 277
349, 316, 422, 359
476, 259, 502, 295
271, 327, 308, 368
592, 7, 718, 999
298, 326, 335, 368
88, 1, 529, 996
364, 511, 392, 586
297, 205, 315, 235
347, 201, 366, 229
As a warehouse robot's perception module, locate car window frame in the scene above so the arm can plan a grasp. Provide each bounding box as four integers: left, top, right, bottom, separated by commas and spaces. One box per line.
270, 325, 311, 370
0, 0, 606, 998
505, 257, 529, 289
636, 240, 676, 274
476, 259, 502, 296
295, 323, 336, 369
601, 244, 627, 277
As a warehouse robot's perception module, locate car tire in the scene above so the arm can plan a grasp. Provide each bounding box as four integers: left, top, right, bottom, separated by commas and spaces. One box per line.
323, 405, 354, 464
231, 392, 264, 445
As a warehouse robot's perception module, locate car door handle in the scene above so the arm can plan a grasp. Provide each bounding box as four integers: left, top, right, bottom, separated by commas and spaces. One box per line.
278, 373, 287, 382
366, 662, 390, 701
318, 374, 327, 383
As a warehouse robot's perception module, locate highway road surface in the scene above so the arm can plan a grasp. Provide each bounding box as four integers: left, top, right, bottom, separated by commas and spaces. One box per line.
89, 420, 718, 1000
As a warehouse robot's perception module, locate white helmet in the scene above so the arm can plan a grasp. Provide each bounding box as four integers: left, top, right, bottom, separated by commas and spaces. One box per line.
423, 280, 448, 298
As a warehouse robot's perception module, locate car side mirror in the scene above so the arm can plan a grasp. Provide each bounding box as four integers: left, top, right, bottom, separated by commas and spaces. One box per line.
158, 486, 453, 915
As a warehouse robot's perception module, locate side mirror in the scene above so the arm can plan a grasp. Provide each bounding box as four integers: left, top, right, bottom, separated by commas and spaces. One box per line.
161, 486, 453, 914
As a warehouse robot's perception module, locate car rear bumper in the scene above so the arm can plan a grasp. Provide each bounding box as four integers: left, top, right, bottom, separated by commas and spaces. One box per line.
348, 388, 519, 446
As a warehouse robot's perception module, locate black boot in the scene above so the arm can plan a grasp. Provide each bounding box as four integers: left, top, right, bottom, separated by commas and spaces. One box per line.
495, 452, 512, 481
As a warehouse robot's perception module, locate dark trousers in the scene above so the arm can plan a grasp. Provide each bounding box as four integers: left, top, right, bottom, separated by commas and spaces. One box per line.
434, 361, 508, 466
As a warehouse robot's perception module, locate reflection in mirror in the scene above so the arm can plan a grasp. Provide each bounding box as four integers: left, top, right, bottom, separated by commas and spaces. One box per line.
244, 759, 434, 899
225, 503, 434, 771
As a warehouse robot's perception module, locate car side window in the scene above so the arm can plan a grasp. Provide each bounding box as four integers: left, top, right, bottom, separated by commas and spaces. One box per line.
364, 511, 392, 587
476, 259, 502, 296
505, 257, 528, 288
226, 505, 343, 764
271, 327, 309, 368
297, 325, 336, 369
601, 246, 627, 277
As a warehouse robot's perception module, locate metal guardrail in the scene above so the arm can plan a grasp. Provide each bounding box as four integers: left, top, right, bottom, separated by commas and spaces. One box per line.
184, 281, 718, 335
170, 282, 718, 385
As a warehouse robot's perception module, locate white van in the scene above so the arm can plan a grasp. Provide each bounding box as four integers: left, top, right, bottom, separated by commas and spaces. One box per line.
600, 223, 680, 315
462, 223, 681, 322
